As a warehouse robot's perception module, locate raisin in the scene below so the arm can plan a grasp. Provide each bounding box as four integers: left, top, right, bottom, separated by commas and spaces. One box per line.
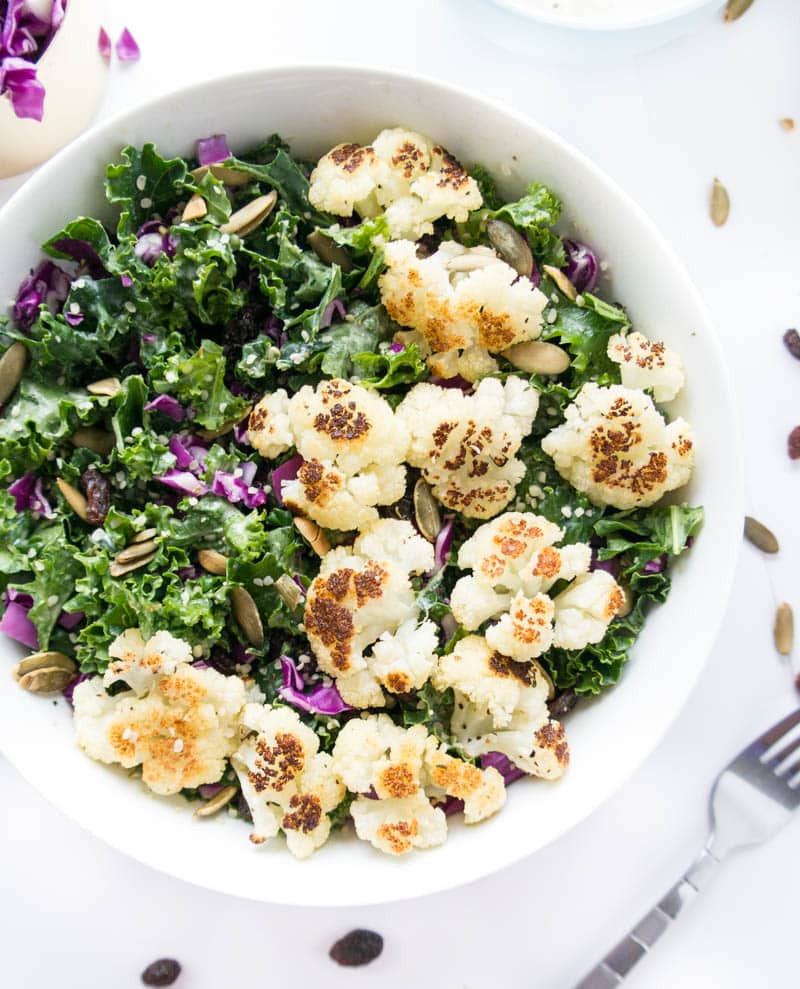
219, 302, 271, 368
783, 329, 800, 360
141, 958, 181, 986
80, 467, 111, 525
548, 688, 578, 718
789, 426, 800, 460
329, 929, 384, 967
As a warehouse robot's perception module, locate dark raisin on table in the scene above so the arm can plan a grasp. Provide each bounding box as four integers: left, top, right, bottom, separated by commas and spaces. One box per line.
788, 426, 800, 461
329, 929, 384, 967
80, 467, 111, 525
141, 958, 181, 986
783, 329, 800, 361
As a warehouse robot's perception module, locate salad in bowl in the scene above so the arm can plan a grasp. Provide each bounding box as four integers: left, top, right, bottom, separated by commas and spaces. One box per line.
0, 124, 701, 860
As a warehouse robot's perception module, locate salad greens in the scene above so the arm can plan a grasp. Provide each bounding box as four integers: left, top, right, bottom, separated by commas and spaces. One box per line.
0, 131, 702, 817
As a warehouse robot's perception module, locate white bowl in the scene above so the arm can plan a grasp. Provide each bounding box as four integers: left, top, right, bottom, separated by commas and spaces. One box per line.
0, 65, 742, 906
490, 0, 722, 31
0, 0, 108, 178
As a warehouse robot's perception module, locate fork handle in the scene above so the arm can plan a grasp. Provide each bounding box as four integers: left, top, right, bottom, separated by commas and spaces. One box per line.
573, 845, 721, 988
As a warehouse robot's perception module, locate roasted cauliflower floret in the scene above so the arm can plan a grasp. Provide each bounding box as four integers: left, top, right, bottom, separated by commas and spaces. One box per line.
303, 519, 435, 706
103, 628, 193, 696
380, 240, 546, 380
396, 377, 539, 519
332, 715, 429, 798
435, 635, 569, 780
541, 383, 694, 510
484, 590, 555, 662
350, 793, 448, 855
424, 742, 506, 824
74, 632, 247, 796
552, 570, 624, 650
607, 331, 685, 403
309, 128, 481, 239
247, 389, 293, 459
232, 704, 345, 859
370, 618, 440, 695
450, 511, 592, 627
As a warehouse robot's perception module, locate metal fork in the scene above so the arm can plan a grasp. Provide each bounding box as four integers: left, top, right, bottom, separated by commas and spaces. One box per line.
575, 708, 800, 988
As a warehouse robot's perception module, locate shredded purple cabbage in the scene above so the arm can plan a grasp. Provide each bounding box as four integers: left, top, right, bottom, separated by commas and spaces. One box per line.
319, 298, 346, 329
197, 782, 225, 799
589, 550, 620, 577
177, 565, 201, 581
430, 517, 454, 575
643, 554, 667, 574
210, 463, 267, 509
0, 588, 38, 649
233, 419, 250, 445
57, 609, 84, 630
0, 0, 69, 121
0, 53, 44, 118
8, 472, 54, 517
134, 220, 176, 266
196, 133, 231, 166
13, 259, 70, 329
154, 469, 208, 497
278, 656, 353, 715
481, 750, 525, 785
168, 434, 208, 472
389, 342, 405, 354
271, 454, 303, 506
114, 26, 139, 62
97, 25, 110, 59
46, 236, 109, 279
144, 394, 186, 422
562, 239, 599, 294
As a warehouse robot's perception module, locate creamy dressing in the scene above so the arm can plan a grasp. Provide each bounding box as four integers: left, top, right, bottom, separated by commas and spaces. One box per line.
512, 0, 693, 21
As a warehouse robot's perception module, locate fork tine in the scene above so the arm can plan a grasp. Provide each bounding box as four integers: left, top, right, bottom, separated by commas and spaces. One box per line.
757, 708, 800, 751
767, 733, 800, 774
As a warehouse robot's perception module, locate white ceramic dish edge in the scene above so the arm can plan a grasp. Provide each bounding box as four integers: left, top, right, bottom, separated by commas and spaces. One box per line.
490, 0, 722, 32
0, 64, 743, 907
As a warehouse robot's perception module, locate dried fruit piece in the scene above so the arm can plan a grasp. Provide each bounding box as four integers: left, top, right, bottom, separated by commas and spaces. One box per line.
710, 178, 730, 227
548, 688, 578, 719
783, 329, 800, 360
0, 341, 28, 406
788, 427, 800, 461
329, 929, 384, 967
81, 467, 111, 525
774, 602, 793, 656
194, 785, 239, 818
744, 516, 779, 553
724, 0, 755, 21
141, 958, 181, 986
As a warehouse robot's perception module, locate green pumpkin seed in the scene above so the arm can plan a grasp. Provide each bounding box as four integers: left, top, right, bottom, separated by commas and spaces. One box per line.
774, 602, 793, 655
413, 478, 442, 542
724, 0, 755, 21
191, 164, 252, 187
18, 666, 74, 693
744, 516, 779, 553
115, 539, 158, 564
275, 573, 303, 611
13, 651, 76, 680
198, 549, 228, 575
710, 178, 730, 227
71, 426, 115, 456
231, 586, 264, 648
294, 517, 330, 557
182, 193, 208, 222
110, 552, 156, 578
86, 377, 121, 398
220, 191, 277, 236
530, 659, 555, 700
542, 265, 577, 301
0, 341, 28, 407
502, 340, 570, 375
195, 785, 239, 818
306, 231, 355, 272
132, 527, 159, 544
56, 478, 88, 521
487, 219, 533, 277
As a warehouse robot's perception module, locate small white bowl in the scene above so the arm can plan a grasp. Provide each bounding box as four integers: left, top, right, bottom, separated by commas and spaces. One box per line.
0, 0, 108, 178
0, 65, 742, 906
491, 0, 723, 31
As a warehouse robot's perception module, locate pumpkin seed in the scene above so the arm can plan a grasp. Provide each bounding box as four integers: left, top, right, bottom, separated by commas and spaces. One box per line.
710, 178, 730, 227
196, 405, 251, 441
115, 539, 158, 564
71, 426, 115, 456
774, 602, 793, 656
413, 478, 442, 542
191, 164, 252, 187
744, 515, 779, 554
231, 586, 264, 648
18, 666, 74, 693
502, 340, 570, 376
446, 253, 497, 273
220, 191, 277, 236
198, 549, 228, 575
132, 527, 159, 544
13, 651, 76, 680
0, 341, 28, 406
56, 478, 88, 521
194, 785, 239, 818
293, 517, 330, 557
86, 376, 121, 398
542, 265, 577, 301
110, 552, 156, 578
182, 193, 208, 222
486, 219, 533, 277
779, 118, 795, 133
275, 573, 303, 610
530, 659, 555, 700
724, 0, 755, 21
616, 584, 635, 619
306, 231, 355, 272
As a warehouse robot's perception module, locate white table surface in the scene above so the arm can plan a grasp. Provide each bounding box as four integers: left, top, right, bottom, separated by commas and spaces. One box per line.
2, 1, 799, 986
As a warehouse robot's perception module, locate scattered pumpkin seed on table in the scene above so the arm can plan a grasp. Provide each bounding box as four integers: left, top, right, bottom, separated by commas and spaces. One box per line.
744, 516, 779, 553
710, 178, 730, 226
774, 603, 794, 656
724, 0, 756, 21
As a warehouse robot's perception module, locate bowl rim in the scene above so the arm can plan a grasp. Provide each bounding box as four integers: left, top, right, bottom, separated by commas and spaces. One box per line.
488, 0, 718, 32
0, 61, 744, 905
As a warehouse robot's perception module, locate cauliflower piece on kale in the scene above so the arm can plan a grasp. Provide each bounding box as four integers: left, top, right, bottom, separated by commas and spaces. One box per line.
396, 377, 539, 519
541, 383, 694, 509
434, 635, 569, 780
232, 704, 345, 859
103, 628, 193, 696
308, 128, 481, 240
303, 519, 436, 706
249, 378, 408, 531
332, 715, 429, 798
607, 331, 685, 403
552, 570, 625, 650
74, 630, 247, 796
380, 240, 546, 380
423, 742, 506, 824
350, 793, 448, 855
